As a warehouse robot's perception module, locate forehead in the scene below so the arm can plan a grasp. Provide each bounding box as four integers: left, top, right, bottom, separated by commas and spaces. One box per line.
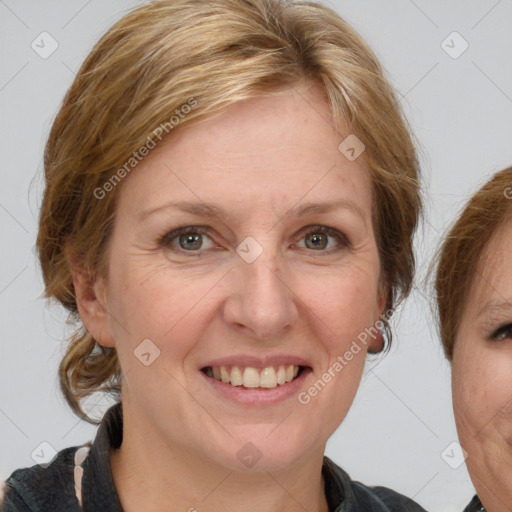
117, 84, 373, 221
469, 218, 512, 312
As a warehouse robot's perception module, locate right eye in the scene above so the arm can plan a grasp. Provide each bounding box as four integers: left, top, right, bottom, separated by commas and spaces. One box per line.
158, 226, 218, 255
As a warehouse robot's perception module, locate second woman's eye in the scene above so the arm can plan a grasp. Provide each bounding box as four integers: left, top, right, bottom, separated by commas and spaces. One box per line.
491, 323, 512, 342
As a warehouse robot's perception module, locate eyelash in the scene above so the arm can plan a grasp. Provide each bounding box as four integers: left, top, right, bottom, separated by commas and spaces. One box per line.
491, 323, 512, 342
157, 225, 350, 257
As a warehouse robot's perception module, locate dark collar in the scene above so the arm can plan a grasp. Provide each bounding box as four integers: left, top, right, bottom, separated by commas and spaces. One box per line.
463, 495, 485, 512
81, 401, 124, 511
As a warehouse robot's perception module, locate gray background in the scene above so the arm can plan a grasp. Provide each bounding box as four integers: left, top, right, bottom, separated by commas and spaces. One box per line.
1, 1, 511, 510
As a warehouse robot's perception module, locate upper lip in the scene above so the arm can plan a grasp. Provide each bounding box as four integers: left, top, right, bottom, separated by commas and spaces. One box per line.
200, 355, 312, 369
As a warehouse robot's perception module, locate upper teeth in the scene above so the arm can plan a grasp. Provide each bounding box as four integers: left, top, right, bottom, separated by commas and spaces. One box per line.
205, 365, 300, 389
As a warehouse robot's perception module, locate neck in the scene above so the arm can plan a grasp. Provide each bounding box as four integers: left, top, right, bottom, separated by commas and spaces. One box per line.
110, 404, 329, 512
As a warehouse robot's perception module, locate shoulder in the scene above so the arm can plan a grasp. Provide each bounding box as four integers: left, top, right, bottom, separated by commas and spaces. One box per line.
322, 456, 428, 512
1, 446, 81, 512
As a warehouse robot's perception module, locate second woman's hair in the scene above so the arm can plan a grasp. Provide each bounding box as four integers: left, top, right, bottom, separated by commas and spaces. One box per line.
435, 167, 512, 359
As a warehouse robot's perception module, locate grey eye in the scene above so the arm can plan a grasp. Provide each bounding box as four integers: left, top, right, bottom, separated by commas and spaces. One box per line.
161, 226, 216, 254
296, 226, 349, 252
304, 232, 328, 250
179, 233, 203, 251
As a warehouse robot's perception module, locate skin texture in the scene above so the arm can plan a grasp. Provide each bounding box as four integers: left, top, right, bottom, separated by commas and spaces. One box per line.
452, 218, 512, 512
73, 82, 386, 512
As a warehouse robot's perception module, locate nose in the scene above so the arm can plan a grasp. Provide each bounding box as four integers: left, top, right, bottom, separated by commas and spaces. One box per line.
222, 249, 299, 341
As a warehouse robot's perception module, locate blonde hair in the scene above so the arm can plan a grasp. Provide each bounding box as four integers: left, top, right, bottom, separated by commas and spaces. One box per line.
434, 167, 512, 360
37, 0, 421, 423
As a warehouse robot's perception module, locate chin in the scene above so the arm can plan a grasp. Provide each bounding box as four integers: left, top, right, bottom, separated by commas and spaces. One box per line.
208, 427, 321, 474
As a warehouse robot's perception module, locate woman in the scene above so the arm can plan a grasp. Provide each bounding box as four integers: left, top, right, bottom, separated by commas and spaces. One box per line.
435, 168, 512, 512
1, 0, 424, 510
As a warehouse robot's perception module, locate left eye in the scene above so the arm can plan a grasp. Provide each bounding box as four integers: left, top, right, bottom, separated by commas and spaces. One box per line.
294, 226, 349, 251
492, 323, 512, 341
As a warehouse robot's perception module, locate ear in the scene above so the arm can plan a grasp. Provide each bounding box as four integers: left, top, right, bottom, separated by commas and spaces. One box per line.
72, 269, 115, 348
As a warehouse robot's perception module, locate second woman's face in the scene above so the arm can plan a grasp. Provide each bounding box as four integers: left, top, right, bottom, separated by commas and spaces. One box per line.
452, 218, 512, 512
93, 83, 385, 472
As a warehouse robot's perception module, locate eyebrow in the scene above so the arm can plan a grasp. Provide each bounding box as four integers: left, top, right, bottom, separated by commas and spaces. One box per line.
477, 299, 512, 318
139, 199, 366, 223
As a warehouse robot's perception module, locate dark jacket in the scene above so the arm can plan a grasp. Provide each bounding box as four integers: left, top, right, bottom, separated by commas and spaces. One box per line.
2, 402, 428, 511
463, 495, 485, 511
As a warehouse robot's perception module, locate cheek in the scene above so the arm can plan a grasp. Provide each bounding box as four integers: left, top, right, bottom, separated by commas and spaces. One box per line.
453, 347, 512, 439
305, 263, 381, 348
106, 259, 221, 357
296, 264, 379, 408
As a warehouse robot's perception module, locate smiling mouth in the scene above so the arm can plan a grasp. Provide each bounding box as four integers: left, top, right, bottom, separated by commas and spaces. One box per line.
201, 365, 307, 389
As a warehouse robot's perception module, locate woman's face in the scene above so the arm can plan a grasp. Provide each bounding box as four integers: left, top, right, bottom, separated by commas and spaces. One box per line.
88, 83, 385, 472
452, 218, 512, 511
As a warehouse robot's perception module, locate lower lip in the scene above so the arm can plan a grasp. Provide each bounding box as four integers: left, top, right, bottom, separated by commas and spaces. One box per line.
200, 368, 312, 406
